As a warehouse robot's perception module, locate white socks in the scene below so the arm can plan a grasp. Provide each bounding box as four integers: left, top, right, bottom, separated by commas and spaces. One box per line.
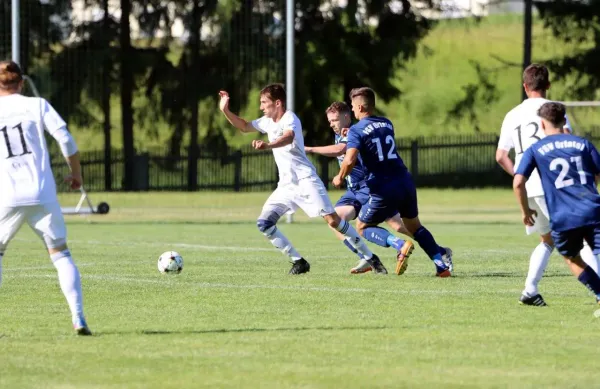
51, 250, 84, 324
523, 242, 553, 297
335, 220, 373, 260
580, 243, 600, 275
262, 226, 303, 262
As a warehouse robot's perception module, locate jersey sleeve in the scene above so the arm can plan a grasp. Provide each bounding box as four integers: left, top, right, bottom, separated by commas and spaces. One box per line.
514, 147, 536, 178
41, 98, 67, 135
497, 114, 514, 151
279, 112, 298, 135
564, 114, 573, 134
250, 116, 268, 134
586, 140, 600, 175
346, 126, 362, 150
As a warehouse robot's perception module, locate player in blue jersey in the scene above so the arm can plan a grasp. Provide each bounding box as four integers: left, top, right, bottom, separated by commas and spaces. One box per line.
333, 88, 453, 277
514, 102, 600, 304
306, 102, 413, 274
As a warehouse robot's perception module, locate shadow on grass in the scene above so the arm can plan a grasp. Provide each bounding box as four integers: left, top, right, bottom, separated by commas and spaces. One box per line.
456, 272, 571, 278
98, 325, 390, 336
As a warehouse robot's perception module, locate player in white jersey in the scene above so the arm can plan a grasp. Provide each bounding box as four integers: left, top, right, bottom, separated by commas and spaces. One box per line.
0, 60, 91, 335
496, 63, 600, 306
218, 84, 387, 274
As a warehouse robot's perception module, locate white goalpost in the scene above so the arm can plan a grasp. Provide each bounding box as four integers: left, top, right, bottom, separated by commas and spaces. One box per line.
561, 101, 600, 135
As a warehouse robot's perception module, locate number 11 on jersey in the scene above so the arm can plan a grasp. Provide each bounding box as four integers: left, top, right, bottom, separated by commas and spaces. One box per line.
0, 123, 31, 159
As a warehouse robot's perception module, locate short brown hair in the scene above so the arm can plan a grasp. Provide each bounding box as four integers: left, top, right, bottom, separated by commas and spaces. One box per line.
538, 102, 566, 128
325, 101, 351, 115
523, 64, 550, 92
349, 87, 376, 111
260, 83, 286, 107
0, 60, 23, 90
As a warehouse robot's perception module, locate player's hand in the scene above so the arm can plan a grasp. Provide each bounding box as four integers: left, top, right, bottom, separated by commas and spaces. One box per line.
522, 208, 537, 226
305, 146, 313, 154
218, 91, 230, 112
332, 175, 343, 188
252, 140, 269, 150
341, 128, 349, 137
64, 173, 82, 190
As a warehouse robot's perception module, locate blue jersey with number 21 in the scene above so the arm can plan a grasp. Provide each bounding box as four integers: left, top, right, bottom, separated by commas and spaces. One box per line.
346, 116, 408, 186
516, 134, 600, 232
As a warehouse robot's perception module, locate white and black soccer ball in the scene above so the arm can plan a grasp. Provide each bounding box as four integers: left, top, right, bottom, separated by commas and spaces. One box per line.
157, 251, 184, 274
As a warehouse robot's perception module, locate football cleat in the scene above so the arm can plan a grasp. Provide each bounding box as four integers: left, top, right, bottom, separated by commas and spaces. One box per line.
395, 241, 415, 275
436, 268, 452, 278
519, 294, 548, 307
350, 258, 373, 274
442, 247, 453, 272
289, 258, 310, 275
73, 317, 92, 336
367, 254, 388, 274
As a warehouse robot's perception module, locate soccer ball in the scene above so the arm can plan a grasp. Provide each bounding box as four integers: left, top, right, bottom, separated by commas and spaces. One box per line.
157, 251, 184, 274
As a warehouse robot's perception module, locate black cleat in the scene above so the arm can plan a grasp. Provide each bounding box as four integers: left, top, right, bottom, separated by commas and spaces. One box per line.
289, 258, 310, 275
519, 294, 547, 307
367, 254, 388, 274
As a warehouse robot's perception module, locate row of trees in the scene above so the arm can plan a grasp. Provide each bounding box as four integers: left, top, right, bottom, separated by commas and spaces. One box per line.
1, 0, 598, 190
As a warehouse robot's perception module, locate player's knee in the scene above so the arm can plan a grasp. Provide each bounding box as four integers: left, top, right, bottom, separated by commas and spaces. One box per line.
257, 219, 276, 236
540, 234, 554, 249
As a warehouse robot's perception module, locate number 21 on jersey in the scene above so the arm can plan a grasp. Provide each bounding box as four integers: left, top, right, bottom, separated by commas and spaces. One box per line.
550, 156, 587, 189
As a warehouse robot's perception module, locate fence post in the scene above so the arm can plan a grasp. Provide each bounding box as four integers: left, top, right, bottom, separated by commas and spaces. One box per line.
187, 145, 198, 191
411, 140, 419, 179
233, 150, 243, 192
132, 153, 150, 191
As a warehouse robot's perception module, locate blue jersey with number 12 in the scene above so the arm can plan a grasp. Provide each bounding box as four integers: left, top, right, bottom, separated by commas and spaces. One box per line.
335, 133, 366, 190
516, 134, 600, 232
346, 116, 408, 186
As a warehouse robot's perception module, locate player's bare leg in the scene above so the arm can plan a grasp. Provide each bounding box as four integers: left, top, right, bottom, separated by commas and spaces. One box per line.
563, 254, 600, 303
256, 212, 309, 275
323, 213, 387, 274
329, 206, 373, 274
356, 218, 414, 275
48, 244, 91, 335
402, 216, 452, 277
520, 233, 553, 306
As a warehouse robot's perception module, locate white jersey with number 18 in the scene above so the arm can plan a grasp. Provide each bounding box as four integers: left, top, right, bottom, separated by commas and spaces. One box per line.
0, 94, 67, 206
497, 97, 571, 198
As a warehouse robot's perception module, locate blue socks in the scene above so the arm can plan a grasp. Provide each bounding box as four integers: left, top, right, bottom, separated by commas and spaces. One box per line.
363, 227, 405, 250
413, 226, 446, 270
577, 266, 600, 297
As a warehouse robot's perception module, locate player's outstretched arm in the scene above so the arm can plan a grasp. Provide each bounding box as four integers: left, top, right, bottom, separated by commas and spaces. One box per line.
252, 130, 294, 150
333, 148, 359, 188
65, 151, 83, 190
305, 143, 346, 157
218, 91, 257, 134
513, 174, 536, 226
496, 148, 514, 176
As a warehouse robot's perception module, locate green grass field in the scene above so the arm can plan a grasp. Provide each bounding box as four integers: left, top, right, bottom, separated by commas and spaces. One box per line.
1, 189, 599, 389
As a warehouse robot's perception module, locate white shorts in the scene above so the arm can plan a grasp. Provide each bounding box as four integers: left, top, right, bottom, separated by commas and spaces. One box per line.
259, 176, 335, 220
0, 202, 67, 250
525, 195, 551, 236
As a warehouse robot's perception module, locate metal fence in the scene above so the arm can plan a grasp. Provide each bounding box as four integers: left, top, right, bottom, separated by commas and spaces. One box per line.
48, 130, 600, 192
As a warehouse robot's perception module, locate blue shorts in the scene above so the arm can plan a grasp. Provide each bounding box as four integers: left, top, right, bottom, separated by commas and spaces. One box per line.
335, 187, 371, 219
552, 224, 600, 258
358, 174, 417, 225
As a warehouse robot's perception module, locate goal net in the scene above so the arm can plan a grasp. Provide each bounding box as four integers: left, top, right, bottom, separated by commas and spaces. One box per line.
561, 101, 600, 137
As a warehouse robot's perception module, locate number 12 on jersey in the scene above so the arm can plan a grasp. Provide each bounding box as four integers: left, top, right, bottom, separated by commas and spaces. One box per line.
371, 135, 398, 161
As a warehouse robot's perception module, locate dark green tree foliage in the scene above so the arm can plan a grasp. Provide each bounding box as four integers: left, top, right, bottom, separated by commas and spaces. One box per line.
295, 0, 431, 144
536, 0, 600, 99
